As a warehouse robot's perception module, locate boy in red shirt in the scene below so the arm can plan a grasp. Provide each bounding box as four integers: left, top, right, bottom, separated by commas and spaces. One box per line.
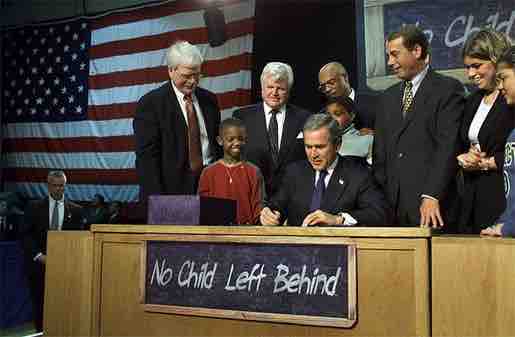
198, 118, 265, 225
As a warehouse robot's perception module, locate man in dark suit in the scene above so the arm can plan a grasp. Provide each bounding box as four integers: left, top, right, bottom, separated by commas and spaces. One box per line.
233, 62, 311, 198
373, 25, 465, 228
260, 114, 391, 227
133, 40, 221, 207
318, 62, 377, 130
23, 170, 85, 332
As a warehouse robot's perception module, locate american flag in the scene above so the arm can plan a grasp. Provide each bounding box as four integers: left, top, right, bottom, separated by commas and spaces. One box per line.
1, 0, 254, 203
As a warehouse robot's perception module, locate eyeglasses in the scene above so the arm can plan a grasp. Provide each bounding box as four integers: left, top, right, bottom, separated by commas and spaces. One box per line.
318, 78, 339, 92
177, 71, 202, 81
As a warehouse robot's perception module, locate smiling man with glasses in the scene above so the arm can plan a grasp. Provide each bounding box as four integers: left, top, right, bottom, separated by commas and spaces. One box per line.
318, 62, 376, 131
133, 41, 221, 216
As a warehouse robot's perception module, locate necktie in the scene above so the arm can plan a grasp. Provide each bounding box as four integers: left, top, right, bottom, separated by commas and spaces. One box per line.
268, 110, 279, 166
402, 81, 414, 117
184, 94, 203, 175
309, 170, 328, 212
51, 201, 59, 230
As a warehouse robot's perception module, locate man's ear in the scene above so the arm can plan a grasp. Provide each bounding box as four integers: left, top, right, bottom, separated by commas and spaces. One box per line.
412, 44, 423, 59
334, 138, 342, 152
216, 135, 223, 146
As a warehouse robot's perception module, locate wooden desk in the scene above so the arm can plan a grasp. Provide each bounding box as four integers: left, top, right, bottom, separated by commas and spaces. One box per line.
83, 226, 430, 337
432, 235, 515, 336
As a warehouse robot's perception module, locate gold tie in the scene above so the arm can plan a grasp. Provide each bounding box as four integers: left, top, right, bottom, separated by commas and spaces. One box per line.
402, 81, 414, 117
184, 94, 203, 175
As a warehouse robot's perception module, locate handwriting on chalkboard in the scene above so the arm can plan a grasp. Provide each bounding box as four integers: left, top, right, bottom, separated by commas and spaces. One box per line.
144, 241, 356, 325
150, 258, 341, 296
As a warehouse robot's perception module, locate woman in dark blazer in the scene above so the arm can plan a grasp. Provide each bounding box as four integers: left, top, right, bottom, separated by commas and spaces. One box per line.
456, 29, 513, 233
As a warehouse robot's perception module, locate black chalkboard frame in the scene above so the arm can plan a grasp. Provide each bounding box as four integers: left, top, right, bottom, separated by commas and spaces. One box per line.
140, 235, 357, 328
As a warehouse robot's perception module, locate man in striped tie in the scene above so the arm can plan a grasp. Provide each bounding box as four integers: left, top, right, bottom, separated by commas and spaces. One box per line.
134, 41, 222, 213
22, 170, 85, 332
373, 25, 464, 229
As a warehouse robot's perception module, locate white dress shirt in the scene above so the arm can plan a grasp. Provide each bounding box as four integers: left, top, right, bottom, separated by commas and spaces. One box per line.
468, 98, 493, 146
263, 103, 287, 150
409, 65, 429, 98
48, 196, 64, 231
313, 157, 357, 226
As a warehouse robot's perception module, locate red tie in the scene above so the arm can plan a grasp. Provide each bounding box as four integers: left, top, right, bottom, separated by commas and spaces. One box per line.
184, 94, 203, 174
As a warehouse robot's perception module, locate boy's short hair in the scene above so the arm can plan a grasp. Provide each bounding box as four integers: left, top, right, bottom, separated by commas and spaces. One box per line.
219, 117, 246, 136
325, 96, 357, 115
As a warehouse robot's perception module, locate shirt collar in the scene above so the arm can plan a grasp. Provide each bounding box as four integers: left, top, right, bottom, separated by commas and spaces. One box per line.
263, 102, 286, 115
348, 88, 355, 101
171, 80, 195, 102
409, 65, 429, 91
326, 155, 339, 175
49, 196, 64, 204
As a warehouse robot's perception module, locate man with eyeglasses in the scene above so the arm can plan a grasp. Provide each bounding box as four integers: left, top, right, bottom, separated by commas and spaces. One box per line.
134, 41, 221, 215
318, 62, 377, 132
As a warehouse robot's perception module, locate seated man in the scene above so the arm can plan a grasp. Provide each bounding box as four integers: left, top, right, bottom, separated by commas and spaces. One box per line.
260, 114, 391, 227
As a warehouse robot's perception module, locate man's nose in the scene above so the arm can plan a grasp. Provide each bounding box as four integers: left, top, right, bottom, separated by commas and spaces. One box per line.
387, 55, 395, 67
467, 67, 476, 79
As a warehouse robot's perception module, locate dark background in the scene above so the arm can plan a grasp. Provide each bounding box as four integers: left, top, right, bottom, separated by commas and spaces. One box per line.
251, 0, 357, 112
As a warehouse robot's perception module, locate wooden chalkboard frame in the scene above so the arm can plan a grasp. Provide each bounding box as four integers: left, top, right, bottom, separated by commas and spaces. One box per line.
140, 235, 357, 328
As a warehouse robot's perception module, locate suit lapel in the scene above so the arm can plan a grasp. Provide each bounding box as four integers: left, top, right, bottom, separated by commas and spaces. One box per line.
301, 166, 317, 214
478, 94, 505, 147
256, 104, 270, 150
42, 199, 50, 230
62, 202, 70, 229
394, 70, 433, 140
279, 105, 297, 160
196, 89, 216, 144
322, 159, 348, 211
167, 82, 188, 142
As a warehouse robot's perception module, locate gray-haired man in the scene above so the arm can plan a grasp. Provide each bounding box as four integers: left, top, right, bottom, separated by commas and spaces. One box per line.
233, 62, 311, 198
134, 41, 222, 204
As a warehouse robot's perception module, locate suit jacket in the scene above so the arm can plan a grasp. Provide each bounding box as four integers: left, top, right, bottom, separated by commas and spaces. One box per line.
21, 198, 84, 332
354, 91, 379, 129
457, 90, 514, 231
233, 103, 311, 198
270, 156, 391, 226
24, 198, 85, 259
134, 81, 221, 201
373, 69, 465, 225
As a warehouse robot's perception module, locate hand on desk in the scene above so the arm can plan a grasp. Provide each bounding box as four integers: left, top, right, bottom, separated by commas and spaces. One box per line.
420, 198, 444, 228
302, 210, 341, 227
260, 207, 281, 226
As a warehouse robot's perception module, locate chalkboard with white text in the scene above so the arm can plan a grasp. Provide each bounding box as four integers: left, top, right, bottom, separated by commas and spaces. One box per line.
144, 240, 356, 326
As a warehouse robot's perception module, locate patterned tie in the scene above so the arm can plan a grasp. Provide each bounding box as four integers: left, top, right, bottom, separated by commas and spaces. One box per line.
51, 201, 59, 230
402, 81, 414, 117
268, 110, 279, 166
309, 170, 328, 212
184, 94, 203, 175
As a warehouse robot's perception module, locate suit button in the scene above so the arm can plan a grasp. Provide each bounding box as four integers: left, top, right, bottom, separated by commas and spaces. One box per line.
398, 153, 404, 158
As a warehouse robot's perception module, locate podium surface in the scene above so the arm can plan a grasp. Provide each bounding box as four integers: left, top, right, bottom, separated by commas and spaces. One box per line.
432, 235, 515, 336
80, 225, 430, 337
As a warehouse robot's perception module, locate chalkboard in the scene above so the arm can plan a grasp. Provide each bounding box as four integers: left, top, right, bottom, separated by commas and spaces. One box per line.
143, 240, 356, 327
383, 0, 514, 71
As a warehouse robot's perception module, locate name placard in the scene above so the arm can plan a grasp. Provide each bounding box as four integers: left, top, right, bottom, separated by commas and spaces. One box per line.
142, 239, 356, 327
